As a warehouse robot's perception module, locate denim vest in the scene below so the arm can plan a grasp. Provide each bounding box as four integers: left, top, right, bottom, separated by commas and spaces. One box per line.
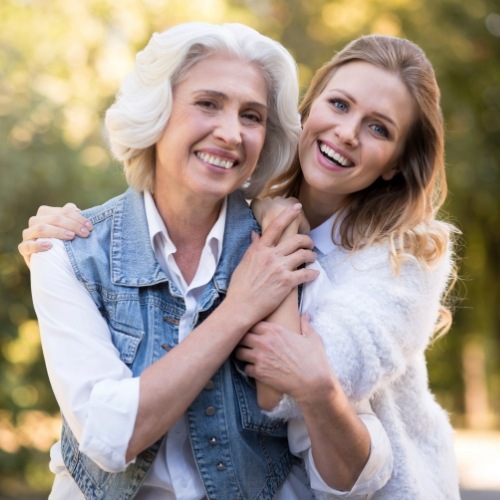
61, 188, 294, 500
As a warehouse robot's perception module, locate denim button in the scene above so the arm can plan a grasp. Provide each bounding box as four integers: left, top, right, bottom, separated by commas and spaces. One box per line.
209, 436, 218, 446
216, 461, 225, 471
205, 406, 216, 416
204, 380, 215, 390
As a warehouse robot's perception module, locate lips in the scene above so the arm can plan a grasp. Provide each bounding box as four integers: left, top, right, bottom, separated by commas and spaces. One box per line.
318, 141, 354, 168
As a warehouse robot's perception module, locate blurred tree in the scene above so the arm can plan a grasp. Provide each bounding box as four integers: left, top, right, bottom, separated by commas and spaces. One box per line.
0, 0, 498, 496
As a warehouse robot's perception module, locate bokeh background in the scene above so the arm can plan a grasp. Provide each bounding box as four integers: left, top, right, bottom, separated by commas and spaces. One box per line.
1, 0, 499, 498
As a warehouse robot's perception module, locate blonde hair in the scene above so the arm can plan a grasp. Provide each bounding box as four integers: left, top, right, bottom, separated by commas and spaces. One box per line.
105, 22, 301, 199
264, 35, 458, 336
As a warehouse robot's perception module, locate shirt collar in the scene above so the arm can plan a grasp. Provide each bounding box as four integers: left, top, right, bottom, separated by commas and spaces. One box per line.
309, 215, 335, 256
144, 191, 227, 264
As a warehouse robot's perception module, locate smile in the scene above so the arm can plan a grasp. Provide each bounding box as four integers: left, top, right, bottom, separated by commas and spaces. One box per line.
196, 152, 236, 169
319, 141, 353, 168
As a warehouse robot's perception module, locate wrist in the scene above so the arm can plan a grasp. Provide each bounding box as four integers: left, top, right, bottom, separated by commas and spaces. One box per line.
296, 373, 344, 414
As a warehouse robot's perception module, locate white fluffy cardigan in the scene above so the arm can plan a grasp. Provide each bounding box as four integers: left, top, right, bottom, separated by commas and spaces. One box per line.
269, 242, 461, 499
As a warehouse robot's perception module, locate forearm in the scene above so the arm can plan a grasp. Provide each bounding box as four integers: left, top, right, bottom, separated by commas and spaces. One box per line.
298, 376, 371, 491
253, 200, 303, 410
127, 298, 257, 460
255, 288, 300, 410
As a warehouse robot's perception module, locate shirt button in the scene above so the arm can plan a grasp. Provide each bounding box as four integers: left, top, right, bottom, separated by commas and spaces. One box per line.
216, 461, 225, 471
205, 406, 216, 416
204, 380, 215, 390
209, 436, 218, 446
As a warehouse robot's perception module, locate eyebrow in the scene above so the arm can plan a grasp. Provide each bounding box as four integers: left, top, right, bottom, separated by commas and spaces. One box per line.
193, 89, 268, 113
333, 89, 399, 131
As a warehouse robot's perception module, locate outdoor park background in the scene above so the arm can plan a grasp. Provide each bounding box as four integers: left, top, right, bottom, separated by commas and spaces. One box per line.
0, 0, 499, 497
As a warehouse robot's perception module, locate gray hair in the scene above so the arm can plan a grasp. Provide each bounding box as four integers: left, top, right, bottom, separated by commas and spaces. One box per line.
105, 22, 301, 198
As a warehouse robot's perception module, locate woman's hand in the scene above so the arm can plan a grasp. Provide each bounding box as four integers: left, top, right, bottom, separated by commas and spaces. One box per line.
236, 315, 372, 491
18, 203, 93, 267
225, 204, 318, 328
251, 196, 310, 235
235, 314, 333, 403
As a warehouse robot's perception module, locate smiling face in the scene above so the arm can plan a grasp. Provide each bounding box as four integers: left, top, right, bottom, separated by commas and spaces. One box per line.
298, 61, 416, 222
154, 54, 268, 208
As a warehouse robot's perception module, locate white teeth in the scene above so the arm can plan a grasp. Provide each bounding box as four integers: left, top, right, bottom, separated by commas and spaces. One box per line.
197, 152, 235, 169
319, 143, 351, 167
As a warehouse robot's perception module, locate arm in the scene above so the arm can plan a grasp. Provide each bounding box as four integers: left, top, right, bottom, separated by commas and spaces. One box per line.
250, 197, 309, 410
236, 316, 375, 492
31, 205, 319, 469
130, 205, 318, 461
19, 203, 93, 267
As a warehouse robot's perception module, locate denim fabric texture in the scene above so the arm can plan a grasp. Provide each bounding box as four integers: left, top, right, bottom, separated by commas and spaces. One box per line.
61, 188, 294, 500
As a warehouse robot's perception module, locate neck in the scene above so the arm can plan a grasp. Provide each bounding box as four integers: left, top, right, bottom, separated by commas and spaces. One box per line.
298, 183, 339, 230
152, 185, 224, 284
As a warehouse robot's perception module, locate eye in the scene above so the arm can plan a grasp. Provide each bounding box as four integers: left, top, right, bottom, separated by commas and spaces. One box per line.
241, 110, 264, 124
196, 99, 218, 110
370, 123, 389, 138
330, 98, 348, 112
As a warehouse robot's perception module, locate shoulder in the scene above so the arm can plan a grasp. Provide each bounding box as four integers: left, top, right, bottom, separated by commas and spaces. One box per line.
324, 241, 452, 286
80, 188, 137, 224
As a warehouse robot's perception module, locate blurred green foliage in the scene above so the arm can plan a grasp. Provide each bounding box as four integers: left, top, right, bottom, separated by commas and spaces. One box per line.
0, 0, 499, 496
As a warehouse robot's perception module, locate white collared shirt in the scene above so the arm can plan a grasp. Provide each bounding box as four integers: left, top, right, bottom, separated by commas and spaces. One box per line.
32, 197, 391, 500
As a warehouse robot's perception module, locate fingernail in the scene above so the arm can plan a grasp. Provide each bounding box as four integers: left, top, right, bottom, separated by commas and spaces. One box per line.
41, 240, 52, 249
85, 221, 93, 230
80, 227, 89, 236
64, 231, 75, 238
292, 203, 302, 210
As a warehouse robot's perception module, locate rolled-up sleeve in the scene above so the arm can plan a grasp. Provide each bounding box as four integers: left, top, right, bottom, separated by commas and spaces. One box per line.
31, 239, 139, 472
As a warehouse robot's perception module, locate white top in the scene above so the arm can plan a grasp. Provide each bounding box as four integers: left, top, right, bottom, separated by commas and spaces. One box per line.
297, 216, 460, 499
31, 193, 392, 499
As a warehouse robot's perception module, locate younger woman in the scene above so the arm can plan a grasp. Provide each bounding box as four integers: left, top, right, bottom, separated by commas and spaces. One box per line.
239, 35, 461, 499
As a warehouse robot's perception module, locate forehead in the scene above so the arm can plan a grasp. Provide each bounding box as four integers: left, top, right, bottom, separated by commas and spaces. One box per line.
174, 55, 269, 105
323, 61, 414, 122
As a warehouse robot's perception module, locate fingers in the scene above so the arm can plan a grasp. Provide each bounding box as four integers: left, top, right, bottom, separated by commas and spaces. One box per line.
18, 239, 52, 268
258, 203, 302, 247
19, 203, 93, 266
24, 212, 93, 241
36, 202, 80, 216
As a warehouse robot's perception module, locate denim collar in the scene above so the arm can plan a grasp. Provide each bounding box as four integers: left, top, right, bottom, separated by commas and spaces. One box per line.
110, 188, 259, 292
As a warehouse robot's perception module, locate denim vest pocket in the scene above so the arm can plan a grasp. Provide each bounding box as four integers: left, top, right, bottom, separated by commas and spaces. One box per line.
106, 301, 144, 365
230, 360, 287, 436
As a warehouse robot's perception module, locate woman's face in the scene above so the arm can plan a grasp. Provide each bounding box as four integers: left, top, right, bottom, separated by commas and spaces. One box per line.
154, 55, 268, 204
298, 61, 415, 216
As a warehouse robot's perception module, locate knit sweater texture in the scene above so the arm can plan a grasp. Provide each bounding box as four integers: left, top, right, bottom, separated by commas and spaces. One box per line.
269, 242, 460, 499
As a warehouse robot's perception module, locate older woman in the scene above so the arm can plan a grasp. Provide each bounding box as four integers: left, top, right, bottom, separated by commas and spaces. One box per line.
23, 23, 392, 500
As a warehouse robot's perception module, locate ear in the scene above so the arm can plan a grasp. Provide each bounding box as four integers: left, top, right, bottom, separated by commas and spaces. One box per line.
382, 164, 399, 181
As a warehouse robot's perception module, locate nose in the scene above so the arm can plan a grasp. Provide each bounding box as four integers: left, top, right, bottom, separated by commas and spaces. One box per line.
335, 119, 359, 147
213, 111, 242, 146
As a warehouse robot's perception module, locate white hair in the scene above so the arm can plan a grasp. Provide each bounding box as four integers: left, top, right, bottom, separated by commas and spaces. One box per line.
105, 22, 301, 198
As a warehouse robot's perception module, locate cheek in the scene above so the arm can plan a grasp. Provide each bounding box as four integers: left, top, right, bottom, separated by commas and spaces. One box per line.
250, 130, 267, 158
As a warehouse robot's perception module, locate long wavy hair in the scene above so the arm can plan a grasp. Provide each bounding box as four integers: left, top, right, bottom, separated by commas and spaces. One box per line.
264, 35, 458, 336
